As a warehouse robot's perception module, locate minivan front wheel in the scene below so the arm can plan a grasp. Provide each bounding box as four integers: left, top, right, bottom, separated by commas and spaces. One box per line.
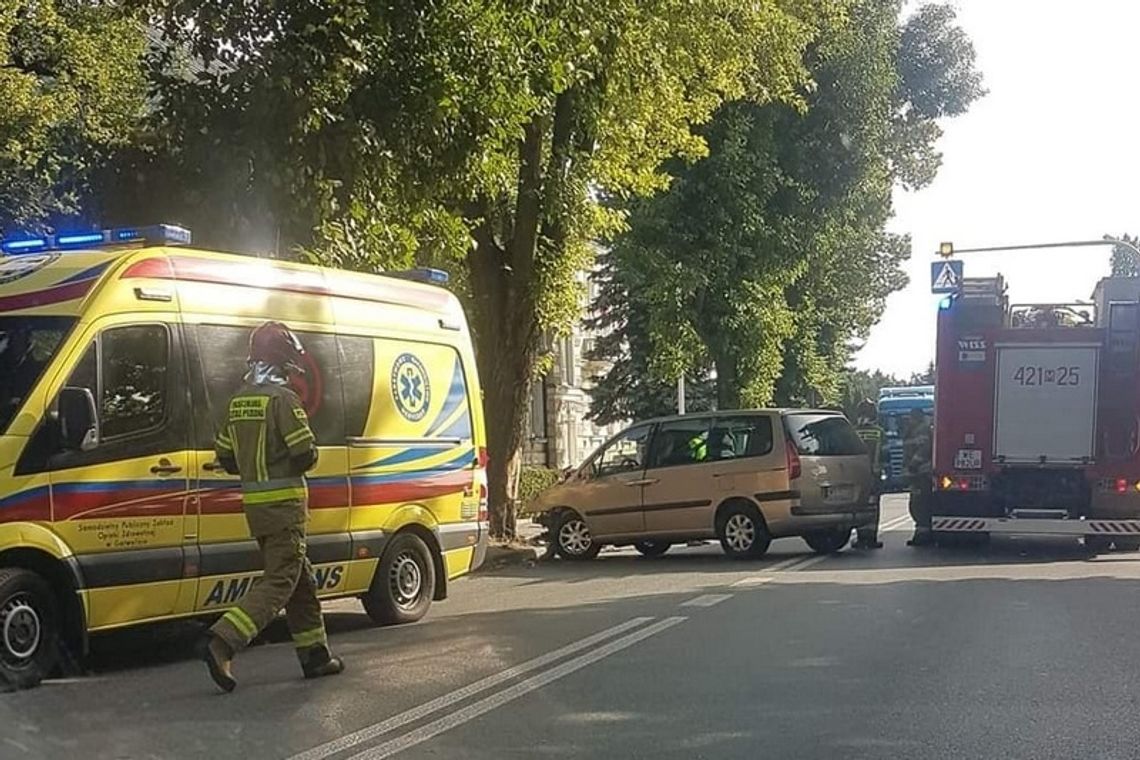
717, 503, 771, 559
554, 511, 601, 560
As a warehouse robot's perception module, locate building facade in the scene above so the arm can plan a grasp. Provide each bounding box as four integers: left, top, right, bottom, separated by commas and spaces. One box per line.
524, 269, 625, 470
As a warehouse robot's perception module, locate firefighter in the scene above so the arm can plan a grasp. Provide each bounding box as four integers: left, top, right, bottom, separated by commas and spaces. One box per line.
199, 321, 344, 692
852, 399, 884, 549
904, 407, 934, 547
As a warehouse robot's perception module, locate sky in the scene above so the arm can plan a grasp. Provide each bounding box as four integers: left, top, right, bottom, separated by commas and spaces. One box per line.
856, 0, 1140, 377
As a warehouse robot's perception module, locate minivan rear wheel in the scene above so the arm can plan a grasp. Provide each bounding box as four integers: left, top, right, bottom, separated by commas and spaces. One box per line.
717, 503, 771, 559
634, 541, 671, 557
803, 528, 852, 555
554, 511, 601, 560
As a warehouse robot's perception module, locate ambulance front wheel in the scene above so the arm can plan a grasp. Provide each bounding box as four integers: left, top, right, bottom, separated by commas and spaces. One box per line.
363, 532, 437, 626
0, 568, 59, 692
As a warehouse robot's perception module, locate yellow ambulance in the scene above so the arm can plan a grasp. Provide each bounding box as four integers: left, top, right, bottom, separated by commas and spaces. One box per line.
0, 225, 487, 689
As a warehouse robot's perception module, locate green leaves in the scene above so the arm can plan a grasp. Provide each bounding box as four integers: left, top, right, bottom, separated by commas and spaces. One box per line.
591, 0, 983, 416
0, 2, 147, 230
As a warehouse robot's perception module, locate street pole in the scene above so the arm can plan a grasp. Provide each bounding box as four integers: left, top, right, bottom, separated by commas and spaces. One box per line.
677, 374, 686, 415
939, 236, 1140, 262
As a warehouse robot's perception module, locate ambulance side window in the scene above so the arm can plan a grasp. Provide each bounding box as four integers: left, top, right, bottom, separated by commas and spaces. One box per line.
17, 323, 186, 473
192, 325, 345, 447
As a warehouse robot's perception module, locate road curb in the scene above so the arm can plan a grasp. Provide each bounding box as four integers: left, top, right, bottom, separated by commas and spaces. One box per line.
476, 543, 544, 571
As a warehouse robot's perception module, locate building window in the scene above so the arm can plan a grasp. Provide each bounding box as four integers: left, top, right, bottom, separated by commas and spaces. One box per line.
529, 379, 547, 439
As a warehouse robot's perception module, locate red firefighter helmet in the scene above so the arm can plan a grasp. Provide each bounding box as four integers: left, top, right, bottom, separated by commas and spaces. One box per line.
248, 321, 305, 373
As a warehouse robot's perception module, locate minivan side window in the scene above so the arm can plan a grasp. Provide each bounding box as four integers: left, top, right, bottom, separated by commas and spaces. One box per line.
593, 424, 651, 477
709, 415, 773, 459
647, 417, 713, 468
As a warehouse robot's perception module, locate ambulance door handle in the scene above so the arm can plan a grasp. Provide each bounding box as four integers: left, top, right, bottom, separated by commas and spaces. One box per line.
150, 459, 183, 476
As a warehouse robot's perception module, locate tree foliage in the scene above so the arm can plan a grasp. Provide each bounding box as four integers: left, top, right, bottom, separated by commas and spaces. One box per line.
590, 0, 983, 421
117, 0, 835, 537
1110, 233, 1140, 278
0, 2, 147, 230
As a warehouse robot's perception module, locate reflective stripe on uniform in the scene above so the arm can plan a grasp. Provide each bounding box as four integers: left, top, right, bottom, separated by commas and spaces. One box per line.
284, 427, 314, 447
241, 477, 307, 505
216, 430, 234, 452
256, 424, 269, 481
223, 608, 258, 640
292, 626, 327, 649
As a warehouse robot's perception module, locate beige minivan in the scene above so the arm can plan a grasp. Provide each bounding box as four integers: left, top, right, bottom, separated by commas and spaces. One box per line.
531, 409, 874, 559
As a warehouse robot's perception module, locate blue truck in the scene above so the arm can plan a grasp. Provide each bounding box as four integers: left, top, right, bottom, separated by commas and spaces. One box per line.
877, 385, 935, 492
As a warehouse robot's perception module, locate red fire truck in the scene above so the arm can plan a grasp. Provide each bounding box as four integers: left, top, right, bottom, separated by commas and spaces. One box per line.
930, 273, 1140, 550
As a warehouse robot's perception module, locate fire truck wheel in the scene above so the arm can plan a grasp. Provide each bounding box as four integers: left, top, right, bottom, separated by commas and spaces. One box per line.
1085, 535, 1111, 553
1113, 538, 1140, 552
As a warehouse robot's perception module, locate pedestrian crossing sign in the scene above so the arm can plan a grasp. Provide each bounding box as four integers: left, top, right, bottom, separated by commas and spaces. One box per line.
931, 260, 963, 294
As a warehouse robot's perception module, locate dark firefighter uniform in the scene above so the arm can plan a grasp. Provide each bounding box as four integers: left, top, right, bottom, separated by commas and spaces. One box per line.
200, 323, 343, 692
854, 416, 885, 549
904, 411, 934, 546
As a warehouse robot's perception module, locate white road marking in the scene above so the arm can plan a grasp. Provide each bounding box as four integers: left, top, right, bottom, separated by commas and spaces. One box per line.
680, 593, 733, 608
732, 576, 774, 587
767, 556, 809, 572
346, 617, 688, 760
881, 514, 913, 531
289, 617, 654, 760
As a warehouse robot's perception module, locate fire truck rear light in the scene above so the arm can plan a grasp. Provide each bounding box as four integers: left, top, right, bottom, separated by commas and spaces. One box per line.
957, 479, 969, 491
1117, 479, 1129, 494
941, 476, 953, 490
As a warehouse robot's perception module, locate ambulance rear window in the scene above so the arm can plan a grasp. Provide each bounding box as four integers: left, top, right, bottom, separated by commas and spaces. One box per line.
0, 316, 76, 434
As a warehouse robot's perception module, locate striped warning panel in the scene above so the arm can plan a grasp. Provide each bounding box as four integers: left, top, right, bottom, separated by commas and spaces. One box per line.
931, 518, 987, 532
1087, 521, 1140, 535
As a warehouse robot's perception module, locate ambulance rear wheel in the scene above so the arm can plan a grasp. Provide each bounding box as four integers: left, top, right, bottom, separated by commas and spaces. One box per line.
363, 533, 436, 626
0, 568, 59, 692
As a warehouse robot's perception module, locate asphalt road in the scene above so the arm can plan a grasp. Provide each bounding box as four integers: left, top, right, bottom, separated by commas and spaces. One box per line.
7, 494, 1140, 759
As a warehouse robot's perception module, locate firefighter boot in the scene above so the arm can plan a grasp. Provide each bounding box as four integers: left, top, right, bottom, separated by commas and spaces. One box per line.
300, 644, 345, 679
199, 633, 237, 693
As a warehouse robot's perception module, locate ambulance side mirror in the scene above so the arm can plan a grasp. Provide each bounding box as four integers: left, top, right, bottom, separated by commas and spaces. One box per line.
58, 386, 100, 451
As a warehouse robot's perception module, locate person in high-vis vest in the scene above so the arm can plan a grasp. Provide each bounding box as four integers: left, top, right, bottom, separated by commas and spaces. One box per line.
852, 399, 885, 549
199, 321, 344, 692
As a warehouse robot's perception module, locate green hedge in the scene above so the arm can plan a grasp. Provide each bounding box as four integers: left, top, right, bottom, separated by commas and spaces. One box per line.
518, 466, 561, 514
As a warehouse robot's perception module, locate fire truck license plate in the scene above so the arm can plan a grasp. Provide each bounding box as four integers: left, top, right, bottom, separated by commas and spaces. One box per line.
954, 449, 982, 469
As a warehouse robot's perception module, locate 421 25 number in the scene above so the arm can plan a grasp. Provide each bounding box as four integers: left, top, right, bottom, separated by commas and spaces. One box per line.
1012, 365, 1080, 386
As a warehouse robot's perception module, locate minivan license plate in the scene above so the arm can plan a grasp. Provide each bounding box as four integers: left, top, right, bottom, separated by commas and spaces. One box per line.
825, 485, 855, 503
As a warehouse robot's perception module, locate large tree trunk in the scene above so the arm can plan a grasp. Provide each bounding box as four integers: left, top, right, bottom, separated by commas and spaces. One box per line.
466, 115, 548, 540
714, 353, 741, 410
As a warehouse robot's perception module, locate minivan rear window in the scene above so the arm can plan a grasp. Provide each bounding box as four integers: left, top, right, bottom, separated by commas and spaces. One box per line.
784, 413, 866, 456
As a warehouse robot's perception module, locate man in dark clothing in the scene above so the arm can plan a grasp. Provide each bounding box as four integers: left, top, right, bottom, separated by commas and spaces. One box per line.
853, 399, 885, 549
904, 407, 934, 547
200, 321, 344, 692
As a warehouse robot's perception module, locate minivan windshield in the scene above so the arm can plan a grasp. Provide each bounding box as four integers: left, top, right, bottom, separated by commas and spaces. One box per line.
0, 316, 76, 434
784, 413, 866, 456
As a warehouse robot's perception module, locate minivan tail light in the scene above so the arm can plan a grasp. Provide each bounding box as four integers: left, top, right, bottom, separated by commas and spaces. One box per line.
786, 439, 802, 480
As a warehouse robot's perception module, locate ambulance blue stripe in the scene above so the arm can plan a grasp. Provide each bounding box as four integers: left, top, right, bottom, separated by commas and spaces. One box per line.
424, 360, 468, 437
0, 485, 50, 510
434, 413, 473, 441
351, 450, 473, 485
355, 445, 473, 471
58, 262, 111, 284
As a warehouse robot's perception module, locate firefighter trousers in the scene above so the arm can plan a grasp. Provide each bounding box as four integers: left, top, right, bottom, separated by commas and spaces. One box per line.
210, 525, 329, 661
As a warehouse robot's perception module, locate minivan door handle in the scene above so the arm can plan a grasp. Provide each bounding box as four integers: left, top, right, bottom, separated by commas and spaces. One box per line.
625, 478, 659, 487
150, 459, 183, 476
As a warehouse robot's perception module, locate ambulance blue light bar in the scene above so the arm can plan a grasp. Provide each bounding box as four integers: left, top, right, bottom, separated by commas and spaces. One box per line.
0, 224, 192, 255
392, 268, 450, 285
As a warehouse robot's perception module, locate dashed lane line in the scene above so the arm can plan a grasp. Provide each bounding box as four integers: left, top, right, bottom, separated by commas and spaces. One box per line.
345, 617, 688, 760
681, 593, 733, 608
289, 617, 654, 760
